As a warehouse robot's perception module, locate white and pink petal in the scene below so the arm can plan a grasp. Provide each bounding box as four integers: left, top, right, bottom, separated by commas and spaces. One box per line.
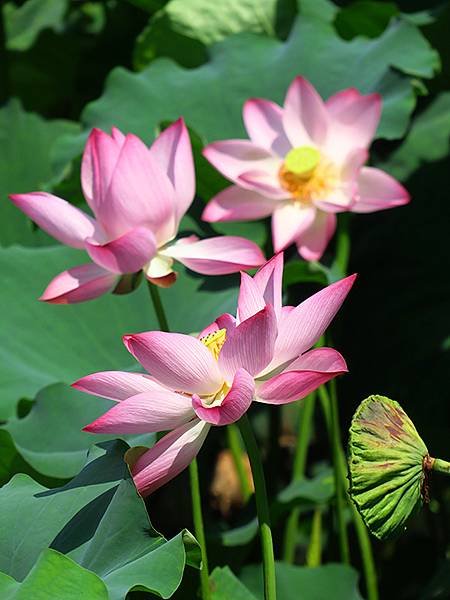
123, 331, 223, 396
9, 192, 99, 249
85, 226, 156, 274
132, 419, 210, 497
296, 211, 336, 262
272, 203, 317, 253
218, 304, 277, 381
39, 263, 118, 304
149, 118, 195, 222
270, 274, 356, 368
203, 140, 280, 184
163, 235, 265, 275
72, 371, 165, 401
352, 167, 410, 213
83, 389, 195, 434
101, 133, 176, 243
325, 89, 381, 162
243, 98, 292, 157
282, 76, 329, 148
192, 368, 254, 426
202, 186, 278, 223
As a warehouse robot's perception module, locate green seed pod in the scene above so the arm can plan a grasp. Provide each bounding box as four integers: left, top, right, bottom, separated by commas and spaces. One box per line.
348, 395, 430, 540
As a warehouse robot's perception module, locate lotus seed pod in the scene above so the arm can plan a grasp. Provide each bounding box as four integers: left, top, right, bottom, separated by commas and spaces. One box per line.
348, 395, 429, 540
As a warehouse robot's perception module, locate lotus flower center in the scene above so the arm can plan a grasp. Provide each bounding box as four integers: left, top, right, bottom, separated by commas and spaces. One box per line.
198, 328, 230, 406
279, 146, 338, 204
200, 328, 227, 360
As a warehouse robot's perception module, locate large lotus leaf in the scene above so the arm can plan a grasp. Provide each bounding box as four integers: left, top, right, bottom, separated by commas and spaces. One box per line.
378, 92, 450, 181
210, 566, 258, 600
134, 0, 296, 69
348, 395, 428, 539
4, 0, 69, 51
0, 430, 33, 486
0, 440, 197, 599
241, 562, 363, 600
0, 99, 79, 247
0, 244, 238, 420
82, 14, 438, 151
2, 383, 154, 480
0, 549, 108, 600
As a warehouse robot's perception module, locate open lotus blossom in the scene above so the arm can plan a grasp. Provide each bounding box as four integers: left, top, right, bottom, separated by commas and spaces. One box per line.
202, 76, 409, 261
73, 253, 355, 496
9, 120, 265, 303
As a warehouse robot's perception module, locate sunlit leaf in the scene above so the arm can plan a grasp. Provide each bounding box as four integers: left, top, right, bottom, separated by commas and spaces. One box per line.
377, 92, 450, 181
0, 440, 197, 599
2, 383, 154, 479
0, 549, 109, 600
0, 244, 238, 419
0, 100, 79, 246
134, 0, 296, 69
4, 0, 68, 51
82, 14, 438, 152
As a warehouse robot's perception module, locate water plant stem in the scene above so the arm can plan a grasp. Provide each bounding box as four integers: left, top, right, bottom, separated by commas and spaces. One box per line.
227, 424, 252, 503
319, 383, 350, 564
147, 281, 210, 599
283, 392, 316, 563
147, 280, 169, 332
432, 458, 450, 475
238, 414, 277, 600
318, 384, 378, 600
189, 457, 211, 600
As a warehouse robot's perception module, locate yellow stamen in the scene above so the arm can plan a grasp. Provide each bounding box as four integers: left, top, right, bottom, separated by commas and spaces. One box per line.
202, 381, 231, 407
197, 329, 230, 407
279, 146, 339, 205
200, 328, 227, 360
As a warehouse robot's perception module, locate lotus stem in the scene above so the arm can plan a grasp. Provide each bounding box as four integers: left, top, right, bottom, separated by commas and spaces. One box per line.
189, 458, 211, 600
319, 384, 378, 600
147, 280, 169, 332
335, 213, 351, 276
238, 413, 277, 600
430, 457, 450, 475
306, 508, 323, 567
147, 281, 210, 599
226, 424, 252, 503
283, 392, 316, 563
322, 381, 350, 564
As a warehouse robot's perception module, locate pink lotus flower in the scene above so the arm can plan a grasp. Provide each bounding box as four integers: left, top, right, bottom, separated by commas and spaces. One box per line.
9, 120, 265, 303
73, 254, 355, 496
202, 77, 410, 261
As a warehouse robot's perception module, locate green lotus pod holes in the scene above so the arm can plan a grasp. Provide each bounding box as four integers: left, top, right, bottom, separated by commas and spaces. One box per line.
348, 395, 430, 540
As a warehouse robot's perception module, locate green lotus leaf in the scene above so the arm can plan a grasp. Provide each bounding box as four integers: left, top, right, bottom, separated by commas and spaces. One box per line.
348, 394, 429, 539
